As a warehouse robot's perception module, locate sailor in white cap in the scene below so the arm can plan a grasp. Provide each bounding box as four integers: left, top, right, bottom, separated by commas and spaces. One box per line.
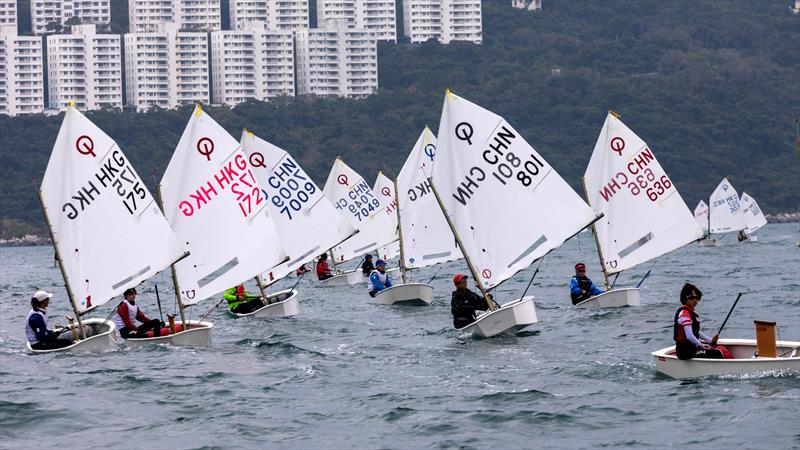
25, 290, 72, 350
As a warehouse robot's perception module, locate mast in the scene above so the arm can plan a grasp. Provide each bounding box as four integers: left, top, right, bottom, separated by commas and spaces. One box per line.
38, 191, 87, 339
427, 177, 496, 311
255, 275, 268, 299
156, 183, 188, 327
393, 178, 408, 284
581, 176, 611, 290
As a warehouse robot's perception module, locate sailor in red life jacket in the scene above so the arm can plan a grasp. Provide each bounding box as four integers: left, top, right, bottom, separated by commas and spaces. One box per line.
674, 283, 733, 360
114, 287, 163, 339
316, 252, 334, 280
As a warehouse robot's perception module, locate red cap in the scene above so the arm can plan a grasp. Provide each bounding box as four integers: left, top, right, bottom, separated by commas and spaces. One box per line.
575, 263, 586, 271
453, 274, 469, 285
235, 285, 245, 295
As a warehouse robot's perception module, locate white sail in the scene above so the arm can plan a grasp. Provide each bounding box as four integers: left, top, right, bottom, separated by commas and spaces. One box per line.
397, 127, 462, 269
376, 240, 401, 261
40, 106, 185, 314
708, 178, 746, 234
694, 200, 709, 233
159, 106, 285, 305
583, 113, 704, 274
241, 130, 354, 283
323, 160, 395, 264
432, 91, 597, 290
739, 192, 767, 235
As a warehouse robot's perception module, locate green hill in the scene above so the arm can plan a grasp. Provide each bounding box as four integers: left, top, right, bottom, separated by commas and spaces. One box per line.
1, 0, 798, 238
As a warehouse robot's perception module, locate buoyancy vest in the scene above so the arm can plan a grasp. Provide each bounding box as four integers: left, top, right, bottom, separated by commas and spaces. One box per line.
114, 299, 139, 330
368, 269, 389, 291
673, 305, 700, 343
25, 308, 47, 344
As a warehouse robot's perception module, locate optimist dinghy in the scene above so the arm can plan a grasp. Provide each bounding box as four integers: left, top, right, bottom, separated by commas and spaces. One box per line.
700, 178, 747, 246
577, 112, 703, 308
738, 192, 767, 242
652, 339, 800, 379
431, 90, 598, 337
694, 201, 719, 246
35, 105, 187, 353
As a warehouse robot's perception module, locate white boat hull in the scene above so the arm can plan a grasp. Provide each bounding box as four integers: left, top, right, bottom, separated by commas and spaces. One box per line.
698, 237, 719, 247
458, 296, 537, 338
27, 318, 118, 354
575, 288, 640, 309
320, 267, 400, 286
372, 283, 433, 305
230, 289, 300, 317
125, 320, 213, 348
651, 339, 800, 379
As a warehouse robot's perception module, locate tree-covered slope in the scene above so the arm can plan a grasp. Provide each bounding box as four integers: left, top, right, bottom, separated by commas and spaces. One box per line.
1, 0, 798, 237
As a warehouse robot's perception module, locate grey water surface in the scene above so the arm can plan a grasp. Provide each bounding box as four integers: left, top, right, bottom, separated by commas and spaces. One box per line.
1, 223, 798, 449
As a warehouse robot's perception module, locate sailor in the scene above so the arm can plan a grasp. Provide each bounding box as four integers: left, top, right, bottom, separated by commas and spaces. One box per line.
450, 274, 492, 329
673, 283, 732, 360
367, 259, 393, 297
569, 263, 604, 305
316, 253, 334, 280
737, 230, 748, 242
361, 254, 375, 276
115, 288, 163, 339
295, 263, 310, 276
224, 284, 266, 314
25, 290, 72, 350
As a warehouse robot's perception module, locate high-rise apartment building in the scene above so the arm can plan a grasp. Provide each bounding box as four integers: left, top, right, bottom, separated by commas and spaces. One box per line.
403, 0, 481, 45
0, 26, 44, 116
129, 0, 221, 33
210, 23, 294, 106
124, 23, 209, 111
296, 19, 377, 98
30, 0, 111, 35
229, 0, 309, 31
0, 1, 16, 29
47, 24, 122, 111
512, 0, 541, 11
316, 0, 396, 42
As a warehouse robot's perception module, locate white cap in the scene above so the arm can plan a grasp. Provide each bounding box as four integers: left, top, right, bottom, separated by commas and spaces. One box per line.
32, 290, 53, 302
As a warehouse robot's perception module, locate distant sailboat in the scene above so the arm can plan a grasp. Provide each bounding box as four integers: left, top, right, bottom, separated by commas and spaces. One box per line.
579, 112, 703, 308
431, 90, 597, 337
35, 105, 186, 353
694, 200, 715, 246
704, 177, 747, 246
738, 192, 767, 242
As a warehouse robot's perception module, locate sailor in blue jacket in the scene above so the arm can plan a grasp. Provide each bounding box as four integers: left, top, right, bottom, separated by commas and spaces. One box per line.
570, 263, 604, 305
368, 259, 392, 297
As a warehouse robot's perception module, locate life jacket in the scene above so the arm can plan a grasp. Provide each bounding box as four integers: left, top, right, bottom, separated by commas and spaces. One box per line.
114, 299, 139, 330
570, 276, 594, 303
673, 305, 700, 343
368, 269, 389, 291
25, 308, 47, 345
316, 260, 330, 278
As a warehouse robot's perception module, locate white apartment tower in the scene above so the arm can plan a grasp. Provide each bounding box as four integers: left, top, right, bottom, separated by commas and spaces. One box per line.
295, 19, 377, 98
30, 0, 111, 35
124, 23, 209, 111
0, 1, 16, 29
403, 0, 482, 45
316, 0, 396, 42
0, 26, 44, 116
46, 24, 122, 111
230, 0, 311, 31
512, 0, 542, 11
210, 23, 294, 106
129, 0, 221, 33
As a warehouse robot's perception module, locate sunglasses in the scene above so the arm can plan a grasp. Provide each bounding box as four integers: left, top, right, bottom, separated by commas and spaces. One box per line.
686, 295, 701, 300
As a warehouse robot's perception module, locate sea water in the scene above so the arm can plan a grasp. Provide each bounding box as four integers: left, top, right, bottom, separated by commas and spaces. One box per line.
1, 224, 798, 449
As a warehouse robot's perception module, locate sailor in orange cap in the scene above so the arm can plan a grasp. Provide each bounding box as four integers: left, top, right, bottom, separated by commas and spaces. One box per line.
569, 263, 604, 305
450, 274, 493, 329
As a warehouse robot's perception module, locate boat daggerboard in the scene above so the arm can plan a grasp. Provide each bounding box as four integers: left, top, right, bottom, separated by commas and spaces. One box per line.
583, 113, 703, 274
708, 178, 746, 234
40, 106, 186, 314
323, 159, 395, 263
432, 91, 597, 289
739, 192, 767, 235
694, 200, 709, 233
241, 130, 354, 283
397, 127, 462, 269
159, 106, 285, 305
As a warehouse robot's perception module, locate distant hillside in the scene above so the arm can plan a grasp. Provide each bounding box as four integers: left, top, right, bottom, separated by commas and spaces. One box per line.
1, 0, 798, 238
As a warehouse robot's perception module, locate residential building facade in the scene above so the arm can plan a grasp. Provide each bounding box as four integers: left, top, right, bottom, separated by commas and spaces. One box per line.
0, 1, 16, 29
512, 0, 542, 11
129, 0, 221, 33
124, 23, 209, 111
0, 26, 44, 116
46, 24, 122, 111
30, 0, 111, 35
295, 19, 377, 98
317, 0, 396, 42
229, 0, 308, 31
403, 0, 481, 44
